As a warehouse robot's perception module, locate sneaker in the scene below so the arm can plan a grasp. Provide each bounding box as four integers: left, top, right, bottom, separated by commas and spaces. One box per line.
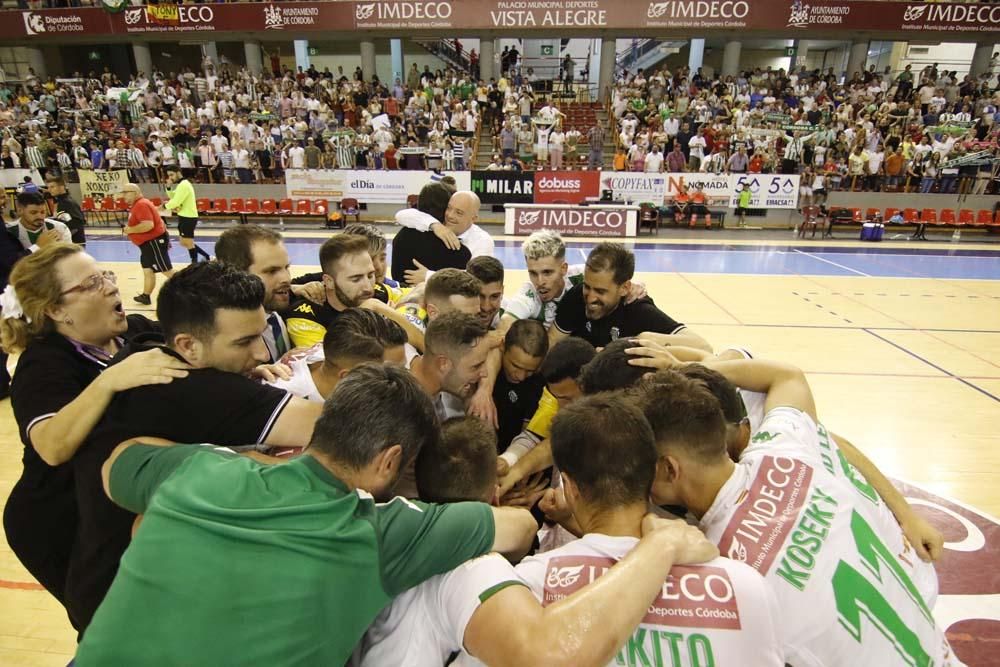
133, 293, 151, 305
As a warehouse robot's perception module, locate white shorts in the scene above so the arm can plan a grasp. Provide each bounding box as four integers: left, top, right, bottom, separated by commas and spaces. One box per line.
799, 186, 813, 197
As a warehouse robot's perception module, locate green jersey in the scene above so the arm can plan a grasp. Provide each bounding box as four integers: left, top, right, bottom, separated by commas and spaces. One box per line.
165, 178, 198, 218
75, 444, 494, 666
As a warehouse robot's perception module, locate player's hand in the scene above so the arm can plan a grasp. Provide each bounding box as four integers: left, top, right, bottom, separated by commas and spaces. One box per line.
539, 486, 572, 524
404, 259, 429, 286
35, 228, 62, 248
497, 464, 526, 499
626, 280, 648, 304
249, 362, 292, 383
900, 511, 944, 562
496, 457, 510, 477
290, 281, 325, 304
99, 348, 190, 393
501, 472, 549, 509
431, 221, 461, 250
641, 514, 719, 565
467, 384, 498, 429
625, 338, 682, 370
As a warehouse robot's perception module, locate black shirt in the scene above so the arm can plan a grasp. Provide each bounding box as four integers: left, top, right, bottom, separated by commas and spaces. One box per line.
554, 284, 685, 348
54, 193, 87, 245
390, 226, 472, 286
67, 337, 293, 630
492, 372, 545, 454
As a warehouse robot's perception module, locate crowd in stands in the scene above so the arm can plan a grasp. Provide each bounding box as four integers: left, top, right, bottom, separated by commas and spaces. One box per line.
0, 59, 499, 184
609, 61, 1000, 198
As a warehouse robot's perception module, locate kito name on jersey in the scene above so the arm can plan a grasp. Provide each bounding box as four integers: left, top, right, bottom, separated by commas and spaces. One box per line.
720, 455, 813, 575
544, 557, 741, 630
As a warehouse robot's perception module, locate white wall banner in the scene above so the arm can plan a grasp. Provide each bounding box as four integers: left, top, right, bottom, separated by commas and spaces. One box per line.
285, 169, 471, 204
664, 173, 733, 199
78, 169, 131, 198
598, 172, 666, 204
728, 174, 800, 209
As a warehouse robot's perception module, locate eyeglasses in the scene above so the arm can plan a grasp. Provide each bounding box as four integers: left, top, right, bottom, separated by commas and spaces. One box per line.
61, 270, 117, 296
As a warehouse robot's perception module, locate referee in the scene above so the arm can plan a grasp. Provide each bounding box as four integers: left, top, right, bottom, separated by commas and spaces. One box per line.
163, 169, 210, 263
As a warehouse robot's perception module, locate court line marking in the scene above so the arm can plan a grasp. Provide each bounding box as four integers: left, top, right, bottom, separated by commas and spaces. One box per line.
687, 323, 1000, 334
0, 579, 43, 591
792, 249, 871, 276
863, 329, 1000, 403
674, 273, 744, 325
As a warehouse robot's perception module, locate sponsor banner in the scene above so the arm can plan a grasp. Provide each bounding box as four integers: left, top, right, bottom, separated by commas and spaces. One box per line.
598, 172, 666, 204
470, 171, 534, 205
285, 169, 470, 204
718, 456, 813, 576
729, 174, 800, 209
544, 556, 742, 630
533, 171, 600, 205
79, 170, 131, 198
505, 204, 638, 238
664, 173, 733, 200
3, 2, 998, 39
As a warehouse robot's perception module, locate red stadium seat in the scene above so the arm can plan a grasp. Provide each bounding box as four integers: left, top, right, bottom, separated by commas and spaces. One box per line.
339, 198, 361, 224
81, 196, 95, 214
261, 199, 277, 215
939, 209, 956, 226
312, 200, 328, 216
244, 198, 260, 215
975, 210, 992, 226
902, 208, 919, 224
957, 209, 974, 227
278, 198, 294, 214
228, 198, 246, 214
884, 208, 900, 221
196, 198, 211, 214
865, 208, 881, 222
851, 208, 863, 223
295, 199, 312, 215
920, 208, 937, 224
212, 198, 228, 214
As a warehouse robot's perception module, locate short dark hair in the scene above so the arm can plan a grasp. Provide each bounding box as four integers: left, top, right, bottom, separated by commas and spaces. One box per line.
343, 223, 387, 255
425, 311, 486, 358
215, 225, 284, 272
466, 256, 504, 286
677, 364, 747, 425
157, 261, 265, 342
550, 393, 656, 510
540, 337, 597, 385
586, 242, 635, 284
16, 191, 46, 208
579, 339, 648, 394
416, 417, 497, 504
417, 181, 455, 222
425, 268, 481, 304
309, 363, 439, 471
316, 233, 370, 274
323, 308, 407, 365
504, 319, 548, 359
631, 370, 729, 463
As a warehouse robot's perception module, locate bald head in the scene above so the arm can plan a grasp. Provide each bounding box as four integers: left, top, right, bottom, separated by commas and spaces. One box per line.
119, 182, 143, 205
445, 191, 480, 235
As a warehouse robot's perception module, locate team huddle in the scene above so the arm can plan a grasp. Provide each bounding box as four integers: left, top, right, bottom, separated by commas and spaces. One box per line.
0, 177, 958, 666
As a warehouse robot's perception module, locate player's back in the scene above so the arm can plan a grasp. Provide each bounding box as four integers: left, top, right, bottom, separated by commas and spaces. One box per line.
702, 407, 959, 667
512, 533, 785, 667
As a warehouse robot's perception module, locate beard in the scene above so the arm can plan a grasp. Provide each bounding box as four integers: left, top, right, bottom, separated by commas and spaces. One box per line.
335, 281, 368, 308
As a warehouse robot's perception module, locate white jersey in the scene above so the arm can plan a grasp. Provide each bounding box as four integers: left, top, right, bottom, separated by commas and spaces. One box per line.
269, 344, 324, 403
358, 553, 521, 667
503, 264, 584, 328
461, 533, 784, 667
701, 407, 959, 667
726, 347, 938, 607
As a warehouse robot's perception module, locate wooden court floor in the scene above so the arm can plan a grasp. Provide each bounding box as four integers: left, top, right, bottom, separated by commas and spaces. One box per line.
1, 253, 998, 665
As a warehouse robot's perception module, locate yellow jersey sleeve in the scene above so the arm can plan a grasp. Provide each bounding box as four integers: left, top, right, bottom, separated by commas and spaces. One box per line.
525, 387, 559, 440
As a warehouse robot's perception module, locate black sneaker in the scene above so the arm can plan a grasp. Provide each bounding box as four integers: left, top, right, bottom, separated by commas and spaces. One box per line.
133, 293, 151, 305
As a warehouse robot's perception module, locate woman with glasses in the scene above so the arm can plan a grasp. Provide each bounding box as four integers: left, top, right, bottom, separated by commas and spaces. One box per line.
0, 244, 189, 631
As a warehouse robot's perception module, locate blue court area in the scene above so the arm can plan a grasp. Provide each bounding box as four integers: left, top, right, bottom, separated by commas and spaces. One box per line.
83, 236, 1000, 280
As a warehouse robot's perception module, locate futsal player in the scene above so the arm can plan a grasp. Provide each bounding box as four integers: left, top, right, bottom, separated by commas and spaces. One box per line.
358, 416, 720, 667
466, 256, 505, 330
492, 320, 548, 454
